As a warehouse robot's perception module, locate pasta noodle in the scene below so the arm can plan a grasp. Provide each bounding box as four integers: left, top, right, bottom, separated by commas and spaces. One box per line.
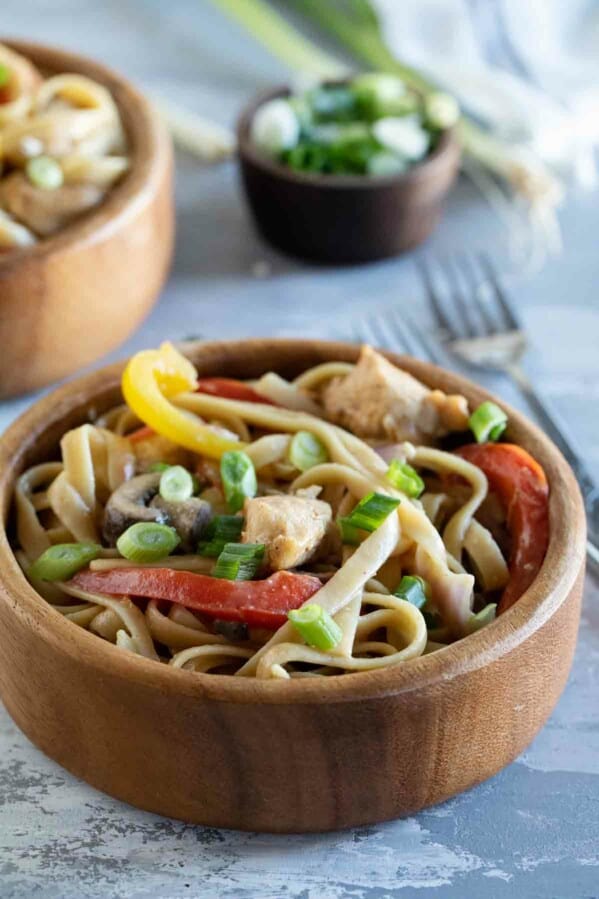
11, 343, 548, 680
0, 45, 129, 249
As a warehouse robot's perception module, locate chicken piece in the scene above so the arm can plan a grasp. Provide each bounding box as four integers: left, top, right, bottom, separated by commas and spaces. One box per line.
242, 495, 332, 571
322, 346, 469, 442
0, 171, 104, 236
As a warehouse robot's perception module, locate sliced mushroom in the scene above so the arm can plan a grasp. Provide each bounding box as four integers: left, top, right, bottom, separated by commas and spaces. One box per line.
150, 496, 212, 553
103, 471, 213, 550
103, 472, 165, 545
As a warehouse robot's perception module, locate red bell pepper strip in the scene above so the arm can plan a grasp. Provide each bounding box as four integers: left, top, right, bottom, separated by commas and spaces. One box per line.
69, 568, 321, 629
128, 425, 155, 443
196, 378, 277, 405
456, 443, 549, 613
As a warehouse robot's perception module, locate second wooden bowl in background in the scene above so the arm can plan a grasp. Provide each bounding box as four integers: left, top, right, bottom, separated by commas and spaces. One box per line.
0, 40, 174, 399
237, 87, 461, 264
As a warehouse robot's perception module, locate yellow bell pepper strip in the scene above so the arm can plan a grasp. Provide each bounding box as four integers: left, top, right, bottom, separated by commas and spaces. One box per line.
122, 342, 244, 459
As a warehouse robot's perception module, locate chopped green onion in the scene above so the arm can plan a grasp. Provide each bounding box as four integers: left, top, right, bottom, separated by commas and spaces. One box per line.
307, 122, 370, 146
159, 465, 194, 502
29, 542, 101, 582
393, 575, 428, 610
469, 401, 508, 443
288, 430, 329, 471
337, 516, 365, 546
466, 603, 497, 634
117, 522, 180, 562
309, 85, 356, 122
0, 63, 11, 88
372, 115, 429, 161
220, 450, 257, 513
211, 0, 562, 207
152, 462, 201, 493
213, 542, 265, 580
424, 91, 460, 129
198, 515, 244, 557
344, 492, 400, 532
366, 151, 407, 177
250, 97, 300, 155
386, 460, 425, 497
25, 155, 64, 190
288, 603, 342, 651
352, 72, 410, 119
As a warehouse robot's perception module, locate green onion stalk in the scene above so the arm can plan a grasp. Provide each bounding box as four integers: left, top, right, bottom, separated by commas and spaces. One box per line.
208, 0, 564, 261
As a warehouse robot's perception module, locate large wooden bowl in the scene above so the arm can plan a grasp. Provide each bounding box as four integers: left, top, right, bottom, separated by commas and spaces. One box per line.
237, 87, 461, 263
0, 340, 586, 832
0, 40, 174, 398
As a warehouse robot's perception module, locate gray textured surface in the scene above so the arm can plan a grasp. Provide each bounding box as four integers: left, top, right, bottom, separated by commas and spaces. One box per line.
1, 3, 598, 897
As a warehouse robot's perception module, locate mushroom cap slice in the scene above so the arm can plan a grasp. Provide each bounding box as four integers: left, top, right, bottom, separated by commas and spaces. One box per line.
103, 472, 165, 545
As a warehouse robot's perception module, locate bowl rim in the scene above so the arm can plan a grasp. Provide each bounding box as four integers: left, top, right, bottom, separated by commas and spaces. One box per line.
236, 83, 460, 190
0, 37, 168, 269
0, 338, 586, 706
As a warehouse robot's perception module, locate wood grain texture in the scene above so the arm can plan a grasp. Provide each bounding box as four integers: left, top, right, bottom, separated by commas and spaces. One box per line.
237, 87, 460, 263
0, 40, 174, 398
0, 339, 586, 832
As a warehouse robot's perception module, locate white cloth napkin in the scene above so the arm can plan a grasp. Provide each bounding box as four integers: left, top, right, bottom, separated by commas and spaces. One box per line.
374, 0, 599, 187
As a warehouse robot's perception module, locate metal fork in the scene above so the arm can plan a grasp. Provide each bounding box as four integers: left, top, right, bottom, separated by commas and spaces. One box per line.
351, 305, 445, 366
419, 251, 599, 565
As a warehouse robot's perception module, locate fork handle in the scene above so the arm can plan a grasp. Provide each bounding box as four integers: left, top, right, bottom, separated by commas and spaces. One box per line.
506, 363, 599, 563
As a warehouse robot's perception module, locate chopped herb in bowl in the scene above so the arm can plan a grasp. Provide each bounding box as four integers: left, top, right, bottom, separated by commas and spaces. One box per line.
249, 73, 459, 177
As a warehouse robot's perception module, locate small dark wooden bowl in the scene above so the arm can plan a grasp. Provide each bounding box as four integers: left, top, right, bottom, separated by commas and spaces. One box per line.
0, 40, 174, 398
0, 340, 586, 832
237, 87, 461, 263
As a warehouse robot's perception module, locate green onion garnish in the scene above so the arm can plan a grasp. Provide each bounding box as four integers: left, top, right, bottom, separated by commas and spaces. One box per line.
337, 517, 365, 546
25, 156, 64, 191
0, 63, 11, 88
288, 431, 329, 472
213, 542, 265, 580
148, 462, 171, 473
424, 91, 460, 129
394, 575, 428, 610
198, 515, 244, 557
116, 522, 180, 562
159, 465, 194, 503
344, 492, 400, 532
288, 603, 342, 651
220, 450, 257, 513
29, 542, 101, 582
366, 151, 407, 177
386, 460, 425, 498
466, 603, 497, 633
469, 401, 508, 443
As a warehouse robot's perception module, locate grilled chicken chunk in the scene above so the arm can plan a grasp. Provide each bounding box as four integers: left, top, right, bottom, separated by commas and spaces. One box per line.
322, 346, 469, 442
0, 171, 103, 236
242, 495, 332, 570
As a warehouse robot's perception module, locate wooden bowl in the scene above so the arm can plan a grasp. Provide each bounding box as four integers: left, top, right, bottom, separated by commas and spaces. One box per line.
0, 40, 174, 399
0, 339, 585, 833
237, 87, 461, 263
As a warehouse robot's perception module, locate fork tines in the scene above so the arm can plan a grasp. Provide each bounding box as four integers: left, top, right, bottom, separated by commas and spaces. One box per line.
418, 251, 521, 341
352, 306, 444, 365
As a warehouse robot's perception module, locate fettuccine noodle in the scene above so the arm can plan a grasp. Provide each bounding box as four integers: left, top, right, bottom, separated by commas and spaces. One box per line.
12, 342, 538, 680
